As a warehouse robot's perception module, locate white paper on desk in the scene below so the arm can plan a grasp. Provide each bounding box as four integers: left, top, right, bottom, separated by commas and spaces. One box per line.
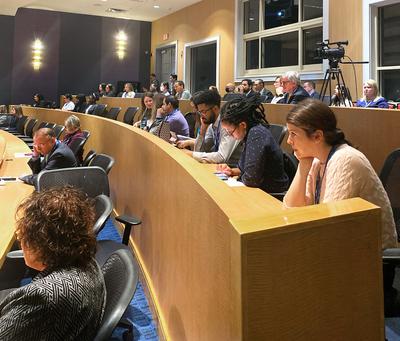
225, 177, 245, 187
14, 152, 32, 158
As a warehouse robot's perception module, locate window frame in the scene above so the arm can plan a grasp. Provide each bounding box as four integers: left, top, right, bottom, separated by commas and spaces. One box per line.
235, 0, 329, 82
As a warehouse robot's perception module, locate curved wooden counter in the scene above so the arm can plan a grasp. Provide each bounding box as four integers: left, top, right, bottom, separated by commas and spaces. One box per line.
0, 130, 33, 267
22, 106, 384, 341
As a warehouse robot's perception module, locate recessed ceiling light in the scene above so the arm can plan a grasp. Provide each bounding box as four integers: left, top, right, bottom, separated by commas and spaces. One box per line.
154, 5, 160, 9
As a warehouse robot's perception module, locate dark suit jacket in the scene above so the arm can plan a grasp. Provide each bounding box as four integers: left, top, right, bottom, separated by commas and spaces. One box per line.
281, 86, 310, 104
22, 141, 77, 186
85, 104, 97, 115
259, 88, 274, 103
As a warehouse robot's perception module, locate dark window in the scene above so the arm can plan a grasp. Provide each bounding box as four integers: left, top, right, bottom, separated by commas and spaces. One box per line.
264, 0, 298, 30
246, 39, 259, 70
379, 4, 400, 67
244, 0, 260, 34
380, 70, 400, 101
261, 32, 298, 68
303, 26, 322, 65
302, 0, 323, 21
190, 43, 217, 93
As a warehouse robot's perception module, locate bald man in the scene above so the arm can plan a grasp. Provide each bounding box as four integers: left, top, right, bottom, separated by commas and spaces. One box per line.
20, 128, 77, 186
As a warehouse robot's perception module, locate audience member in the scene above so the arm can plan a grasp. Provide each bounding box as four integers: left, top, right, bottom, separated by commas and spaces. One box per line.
239, 79, 257, 98
0, 186, 105, 340
97, 83, 106, 97
303, 81, 320, 99
279, 71, 310, 104
62, 94, 75, 111
177, 90, 243, 165
20, 128, 77, 186
356, 79, 389, 108
271, 76, 284, 104
150, 73, 160, 91
85, 94, 98, 114
157, 95, 189, 136
134, 92, 156, 129
73, 94, 87, 113
63, 115, 85, 164
160, 81, 171, 96
121, 83, 136, 98
174, 81, 191, 100
104, 83, 115, 97
146, 94, 165, 133
254, 79, 273, 103
208, 85, 219, 94
32, 93, 46, 108
330, 85, 353, 107
169, 74, 178, 96
217, 96, 289, 193
223, 83, 241, 102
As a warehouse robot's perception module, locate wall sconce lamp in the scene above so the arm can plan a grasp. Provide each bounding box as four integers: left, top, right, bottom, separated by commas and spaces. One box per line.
32, 39, 44, 71
115, 31, 127, 60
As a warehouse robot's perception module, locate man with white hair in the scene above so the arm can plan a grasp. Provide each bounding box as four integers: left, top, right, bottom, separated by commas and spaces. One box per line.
279, 71, 310, 104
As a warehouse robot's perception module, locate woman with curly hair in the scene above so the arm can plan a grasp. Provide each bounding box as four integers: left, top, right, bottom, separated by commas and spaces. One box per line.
0, 186, 105, 340
217, 96, 289, 193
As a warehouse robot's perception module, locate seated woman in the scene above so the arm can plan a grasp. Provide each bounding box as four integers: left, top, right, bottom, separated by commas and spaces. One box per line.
270, 76, 285, 104
32, 93, 46, 108
62, 93, 75, 111
330, 85, 353, 107
160, 81, 171, 96
217, 96, 289, 193
356, 79, 389, 108
0, 186, 105, 340
63, 115, 85, 163
73, 94, 87, 113
104, 83, 115, 97
134, 92, 156, 129
122, 82, 135, 98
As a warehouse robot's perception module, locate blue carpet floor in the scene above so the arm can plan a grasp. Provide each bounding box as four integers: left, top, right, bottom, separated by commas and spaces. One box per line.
98, 219, 159, 341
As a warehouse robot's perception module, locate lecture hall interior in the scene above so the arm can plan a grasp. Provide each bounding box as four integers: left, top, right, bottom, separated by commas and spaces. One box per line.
1, 0, 400, 340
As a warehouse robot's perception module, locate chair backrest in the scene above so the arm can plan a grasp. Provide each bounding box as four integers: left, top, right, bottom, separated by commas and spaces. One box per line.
24, 118, 38, 137
379, 148, 400, 237
16, 116, 28, 134
105, 107, 121, 120
94, 104, 107, 117
45, 122, 57, 129
269, 124, 288, 146
36, 166, 110, 197
82, 130, 91, 139
184, 112, 197, 138
53, 124, 65, 139
94, 249, 138, 341
35, 121, 47, 131
82, 149, 97, 167
93, 194, 113, 235
123, 107, 139, 125
283, 151, 298, 186
89, 154, 115, 175
67, 137, 87, 158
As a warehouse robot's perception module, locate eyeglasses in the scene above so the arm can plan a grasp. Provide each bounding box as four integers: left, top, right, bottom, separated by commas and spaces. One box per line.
198, 106, 213, 115
226, 126, 237, 136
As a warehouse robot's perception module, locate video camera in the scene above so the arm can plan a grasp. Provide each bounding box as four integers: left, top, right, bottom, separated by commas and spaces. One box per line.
315, 39, 348, 62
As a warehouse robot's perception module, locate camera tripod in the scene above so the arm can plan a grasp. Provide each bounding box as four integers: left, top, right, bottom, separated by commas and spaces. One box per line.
319, 59, 353, 107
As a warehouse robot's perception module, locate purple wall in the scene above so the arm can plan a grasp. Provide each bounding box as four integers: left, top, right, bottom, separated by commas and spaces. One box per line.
0, 15, 15, 105
7, 8, 151, 105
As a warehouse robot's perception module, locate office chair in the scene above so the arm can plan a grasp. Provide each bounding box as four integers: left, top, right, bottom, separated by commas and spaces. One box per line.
67, 137, 87, 164
89, 153, 115, 175
93, 194, 113, 235
53, 124, 65, 139
93, 104, 107, 117
37, 166, 110, 197
94, 248, 138, 341
82, 130, 91, 140
269, 124, 288, 146
105, 107, 121, 121
184, 112, 197, 138
16, 118, 37, 139
123, 107, 139, 125
9, 115, 28, 135
82, 149, 97, 167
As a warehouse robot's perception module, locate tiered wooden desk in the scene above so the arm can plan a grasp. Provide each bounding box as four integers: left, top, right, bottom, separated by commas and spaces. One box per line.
22, 105, 385, 341
0, 130, 33, 267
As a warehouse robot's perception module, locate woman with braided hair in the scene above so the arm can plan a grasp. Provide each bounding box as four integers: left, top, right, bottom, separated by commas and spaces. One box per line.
217, 95, 288, 193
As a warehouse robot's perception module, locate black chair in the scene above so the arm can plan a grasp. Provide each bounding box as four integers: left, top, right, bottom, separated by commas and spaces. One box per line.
16, 118, 37, 139
9, 115, 28, 135
53, 124, 65, 139
269, 124, 288, 146
45, 122, 57, 129
269, 151, 298, 201
37, 166, 110, 197
105, 107, 121, 121
93, 194, 113, 235
380, 148, 400, 240
94, 248, 138, 341
82, 149, 97, 167
93, 104, 107, 117
67, 137, 87, 164
82, 130, 91, 140
184, 112, 197, 138
123, 107, 139, 125
89, 154, 115, 175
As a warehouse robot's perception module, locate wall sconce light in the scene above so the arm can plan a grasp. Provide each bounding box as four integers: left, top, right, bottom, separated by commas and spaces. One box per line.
32, 39, 44, 71
115, 31, 127, 60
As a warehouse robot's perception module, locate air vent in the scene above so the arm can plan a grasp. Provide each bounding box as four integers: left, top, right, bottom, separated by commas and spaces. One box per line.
106, 8, 127, 13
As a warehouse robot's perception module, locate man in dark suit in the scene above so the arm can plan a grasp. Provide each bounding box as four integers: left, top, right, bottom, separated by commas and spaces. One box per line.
303, 80, 320, 99
20, 128, 77, 186
254, 79, 273, 103
279, 71, 310, 104
240, 79, 258, 98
